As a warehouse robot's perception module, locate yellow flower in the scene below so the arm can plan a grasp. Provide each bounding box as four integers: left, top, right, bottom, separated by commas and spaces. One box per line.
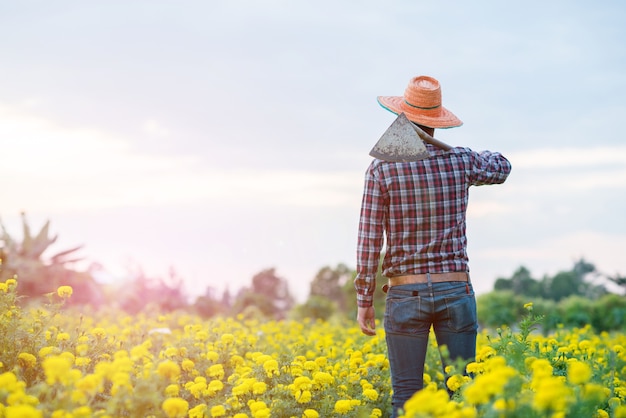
91, 328, 107, 339
210, 405, 226, 417
363, 388, 379, 401
162, 397, 189, 418
303, 409, 319, 418
524, 302, 534, 310
181, 359, 195, 372
4, 404, 43, 418
207, 379, 224, 395
56, 332, 70, 342
189, 404, 207, 418
262, 358, 279, 377
568, 360, 592, 385
75, 373, 102, 395
403, 386, 450, 416
334, 400, 353, 414
56, 285, 73, 298
157, 360, 181, 382
220, 333, 235, 345
532, 376, 572, 412
165, 384, 180, 397
297, 389, 312, 403
208, 364, 225, 380
17, 353, 37, 368
252, 381, 267, 395
446, 374, 466, 392
249, 400, 270, 418
312, 371, 334, 387
42, 355, 74, 385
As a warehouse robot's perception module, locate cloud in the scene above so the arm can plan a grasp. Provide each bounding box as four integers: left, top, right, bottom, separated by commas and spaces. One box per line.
0, 105, 363, 214
142, 119, 170, 137
509, 146, 626, 169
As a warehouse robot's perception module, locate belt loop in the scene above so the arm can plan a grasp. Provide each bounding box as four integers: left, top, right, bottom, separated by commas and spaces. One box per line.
426, 272, 432, 286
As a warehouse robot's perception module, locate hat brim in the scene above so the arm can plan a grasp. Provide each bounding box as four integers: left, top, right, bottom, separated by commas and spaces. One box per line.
377, 96, 463, 129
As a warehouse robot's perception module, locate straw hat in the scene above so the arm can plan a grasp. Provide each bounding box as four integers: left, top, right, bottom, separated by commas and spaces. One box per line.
377, 75, 462, 129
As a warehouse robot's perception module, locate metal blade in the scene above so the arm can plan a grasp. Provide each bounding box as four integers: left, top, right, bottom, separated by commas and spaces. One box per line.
369, 113, 431, 162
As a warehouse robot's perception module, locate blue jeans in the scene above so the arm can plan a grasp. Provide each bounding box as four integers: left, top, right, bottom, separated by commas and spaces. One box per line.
384, 279, 477, 418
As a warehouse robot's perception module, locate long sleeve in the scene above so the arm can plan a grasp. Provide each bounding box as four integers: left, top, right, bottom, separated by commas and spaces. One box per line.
467, 149, 512, 186
354, 163, 386, 308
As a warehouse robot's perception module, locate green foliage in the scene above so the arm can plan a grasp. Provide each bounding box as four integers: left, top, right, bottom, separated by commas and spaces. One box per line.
476, 291, 523, 328
290, 295, 337, 321
478, 291, 626, 332
230, 268, 295, 319
494, 258, 608, 303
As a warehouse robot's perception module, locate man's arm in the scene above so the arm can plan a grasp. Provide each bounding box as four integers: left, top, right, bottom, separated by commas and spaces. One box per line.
354, 163, 385, 335
468, 150, 512, 186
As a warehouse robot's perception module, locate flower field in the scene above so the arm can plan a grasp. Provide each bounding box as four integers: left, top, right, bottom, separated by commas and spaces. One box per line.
1, 279, 626, 418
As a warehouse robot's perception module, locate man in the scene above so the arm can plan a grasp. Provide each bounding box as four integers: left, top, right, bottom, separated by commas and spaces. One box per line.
355, 75, 511, 417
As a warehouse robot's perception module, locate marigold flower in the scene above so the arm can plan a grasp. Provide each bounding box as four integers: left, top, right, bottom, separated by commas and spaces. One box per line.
75, 373, 102, 394
56, 332, 70, 342
157, 360, 181, 382
532, 376, 572, 412
206, 351, 219, 362
182, 359, 195, 372
363, 388, 379, 401
220, 333, 235, 345
252, 381, 267, 395
568, 360, 592, 385
4, 404, 43, 418
209, 405, 226, 417
42, 355, 74, 385
162, 397, 189, 418
303, 409, 319, 418
297, 389, 312, 403
312, 371, 334, 386
91, 328, 107, 339
208, 364, 225, 380
262, 358, 279, 377
165, 384, 180, 397
334, 400, 353, 414
207, 379, 224, 395
189, 404, 207, 418
54, 285, 72, 299
249, 400, 270, 418
17, 353, 37, 368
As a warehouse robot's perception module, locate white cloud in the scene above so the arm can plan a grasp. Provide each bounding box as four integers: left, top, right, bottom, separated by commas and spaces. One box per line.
509, 146, 626, 169
142, 119, 170, 137
0, 105, 363, 214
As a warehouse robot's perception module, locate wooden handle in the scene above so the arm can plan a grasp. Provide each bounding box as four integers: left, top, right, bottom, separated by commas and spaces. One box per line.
411, 123, 453, 151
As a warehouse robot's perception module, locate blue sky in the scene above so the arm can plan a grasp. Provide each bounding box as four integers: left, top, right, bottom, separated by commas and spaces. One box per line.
1, 0, 625, 301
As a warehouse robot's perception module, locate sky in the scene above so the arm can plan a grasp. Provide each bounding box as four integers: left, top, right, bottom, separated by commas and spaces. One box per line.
1, 0, 625, 302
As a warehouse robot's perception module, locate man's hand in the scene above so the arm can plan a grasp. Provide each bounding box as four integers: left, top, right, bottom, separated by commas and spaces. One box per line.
357, 306, 377, 336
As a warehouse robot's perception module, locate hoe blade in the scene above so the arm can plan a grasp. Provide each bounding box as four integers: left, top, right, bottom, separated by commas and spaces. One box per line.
369, 113, 431, 162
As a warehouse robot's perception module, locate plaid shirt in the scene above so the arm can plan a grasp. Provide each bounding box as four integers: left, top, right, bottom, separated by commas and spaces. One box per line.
355, 144, 511, 307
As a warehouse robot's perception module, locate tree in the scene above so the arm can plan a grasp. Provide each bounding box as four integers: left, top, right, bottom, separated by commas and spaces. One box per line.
494, 266, 541, 297
309, 263, 352, 311
231, 268, 294, 319
0, 213, 103, 306
115, 265, 189, 314
544, 259, 607, 301
493, 258, 608, 302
